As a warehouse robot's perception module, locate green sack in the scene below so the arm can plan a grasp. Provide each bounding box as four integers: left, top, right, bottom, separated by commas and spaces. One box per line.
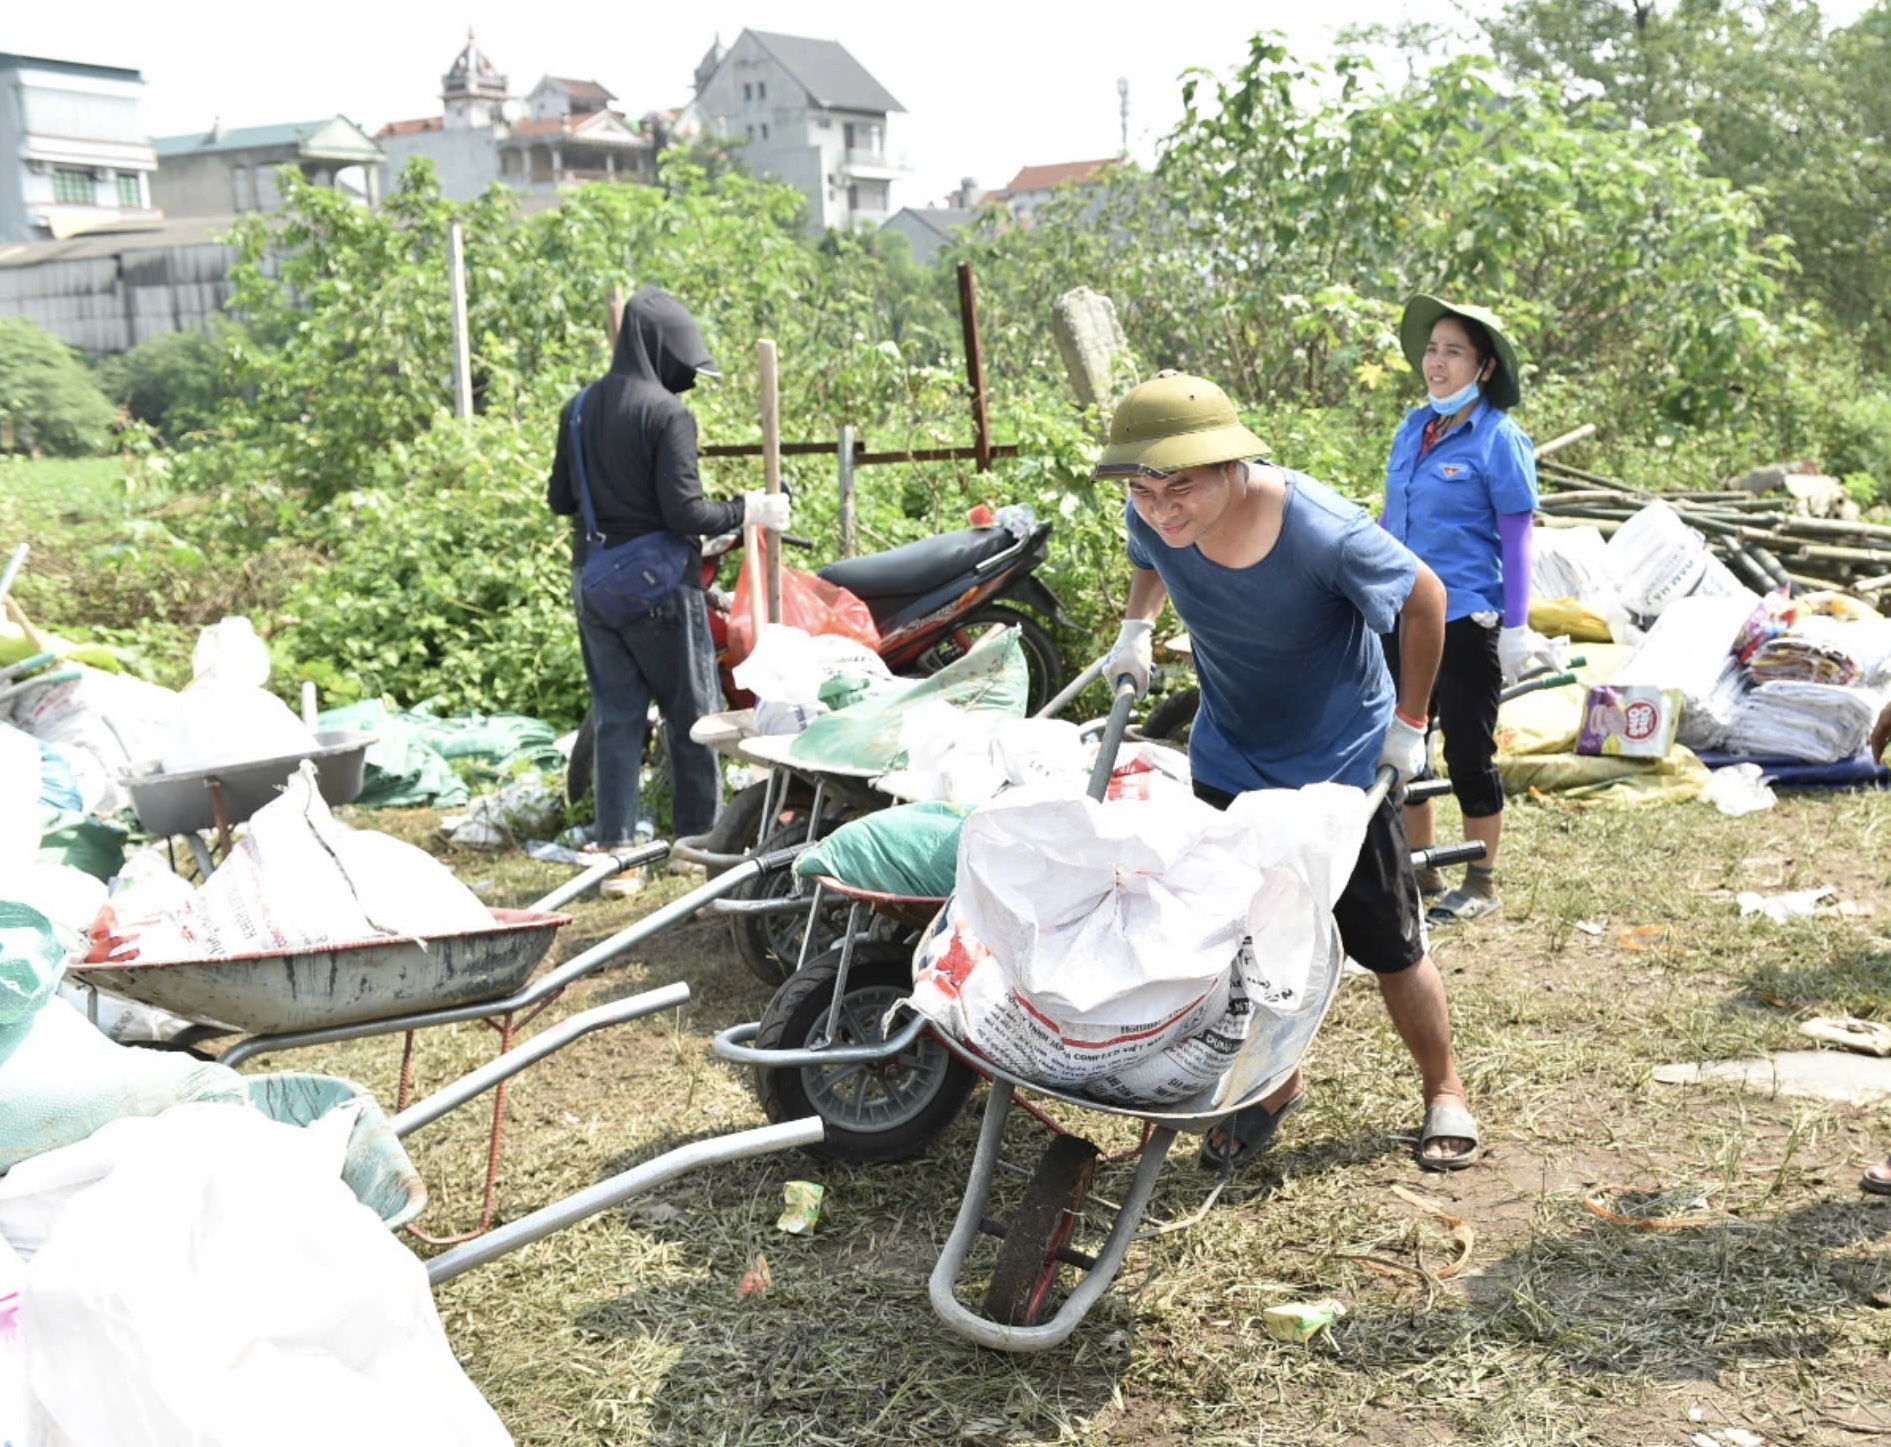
789, 630, 1028, 773
795, 802, 972, 898
37, 810, 127, 882
0, 900, 65, 1026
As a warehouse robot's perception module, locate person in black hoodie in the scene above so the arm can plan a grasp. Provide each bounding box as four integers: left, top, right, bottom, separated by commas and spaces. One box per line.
548, 286, 790, 893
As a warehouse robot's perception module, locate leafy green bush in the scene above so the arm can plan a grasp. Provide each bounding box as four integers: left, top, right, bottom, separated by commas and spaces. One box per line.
94, 323, 243, 441
279, 416, 587, 722
0, 317, 117, 456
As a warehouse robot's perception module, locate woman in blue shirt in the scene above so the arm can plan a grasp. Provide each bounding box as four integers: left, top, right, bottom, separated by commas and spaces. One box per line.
1381, 295, 1549, 923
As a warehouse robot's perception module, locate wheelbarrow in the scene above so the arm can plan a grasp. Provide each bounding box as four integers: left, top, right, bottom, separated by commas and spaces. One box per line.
69, 841, 809, 1240
119, 731, 377, 873
690, 646, 1116, 988
717, 683, 1488, 1350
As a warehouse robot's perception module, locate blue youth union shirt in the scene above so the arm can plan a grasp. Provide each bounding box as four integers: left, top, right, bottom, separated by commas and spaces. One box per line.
1125, 470, 1419, 792
1381, 399, 1538, 621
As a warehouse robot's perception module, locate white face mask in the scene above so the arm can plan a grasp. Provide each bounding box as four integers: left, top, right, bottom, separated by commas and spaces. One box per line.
1428, 378, 1481, 415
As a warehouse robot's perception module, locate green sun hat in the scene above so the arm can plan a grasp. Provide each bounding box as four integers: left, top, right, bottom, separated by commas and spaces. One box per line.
1094, 371, 1270, 479
1399, 295, 1523, 411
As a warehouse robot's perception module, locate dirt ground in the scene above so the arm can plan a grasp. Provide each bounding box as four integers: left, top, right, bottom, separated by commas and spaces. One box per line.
268, 788, 1891, 1447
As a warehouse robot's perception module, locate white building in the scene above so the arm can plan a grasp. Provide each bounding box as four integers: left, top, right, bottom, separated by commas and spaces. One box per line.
377, 33, 654, 203
0, 53, 160, 243
687, 30, 906, 231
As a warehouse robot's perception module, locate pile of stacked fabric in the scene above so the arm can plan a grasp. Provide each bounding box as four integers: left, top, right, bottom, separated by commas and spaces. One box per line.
1724, 680, 1880, 760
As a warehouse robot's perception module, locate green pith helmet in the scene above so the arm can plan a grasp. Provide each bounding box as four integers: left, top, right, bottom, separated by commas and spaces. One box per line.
1094, 371, 1269, 479
1400, 295, 1522, 410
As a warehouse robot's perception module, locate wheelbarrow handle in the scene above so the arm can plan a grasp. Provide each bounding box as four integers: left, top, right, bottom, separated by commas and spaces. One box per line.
1084, 681, 1139, 802
1034, 654, 1107, 721
1414, 840, 1488, 870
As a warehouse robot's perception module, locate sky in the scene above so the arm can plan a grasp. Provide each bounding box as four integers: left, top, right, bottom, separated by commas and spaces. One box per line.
1, 0, 1874, 208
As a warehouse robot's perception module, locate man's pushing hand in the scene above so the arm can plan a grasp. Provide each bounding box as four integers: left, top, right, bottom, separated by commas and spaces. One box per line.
1378, 711, 1428, 786
1106, 619, 1155, 698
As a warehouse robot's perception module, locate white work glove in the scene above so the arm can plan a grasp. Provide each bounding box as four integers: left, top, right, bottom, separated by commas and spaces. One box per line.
743, 491, 791, 533
1377, 712, 1428, 787
1106, 619, 1155, 699
1498, 624, 1566, 688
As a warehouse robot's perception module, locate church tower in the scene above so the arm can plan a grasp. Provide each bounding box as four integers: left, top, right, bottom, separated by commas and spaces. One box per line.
442, 29, 509, 130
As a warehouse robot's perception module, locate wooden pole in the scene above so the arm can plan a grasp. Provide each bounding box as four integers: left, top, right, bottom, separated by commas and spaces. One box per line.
838, 424, 857, 558
1535, 422, 1595, 460
759, 338, 783, 625
447, 220, 473, 419
956, 261, 993, 472
606, 286, 626, 350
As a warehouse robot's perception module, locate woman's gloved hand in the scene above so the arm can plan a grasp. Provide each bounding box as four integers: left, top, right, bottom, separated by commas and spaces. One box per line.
1498, 624, 1564, 687
744, 492, 791, 533
1106, 619, 1155, 698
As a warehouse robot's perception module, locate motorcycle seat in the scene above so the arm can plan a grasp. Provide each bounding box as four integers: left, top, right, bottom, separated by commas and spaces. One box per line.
816, 526, 1015, 602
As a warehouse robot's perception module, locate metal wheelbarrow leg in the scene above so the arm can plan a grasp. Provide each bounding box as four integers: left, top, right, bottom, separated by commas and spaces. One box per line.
928, 1079, 1178, 1352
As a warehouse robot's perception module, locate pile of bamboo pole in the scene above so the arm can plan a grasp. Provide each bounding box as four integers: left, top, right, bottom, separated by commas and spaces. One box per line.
1533, 438, 1886, 603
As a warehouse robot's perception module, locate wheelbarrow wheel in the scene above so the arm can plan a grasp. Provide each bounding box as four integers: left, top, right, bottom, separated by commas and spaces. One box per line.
754, 945, 975, 1164
985, 1133, 1100, 1327
730, 819, 850, 986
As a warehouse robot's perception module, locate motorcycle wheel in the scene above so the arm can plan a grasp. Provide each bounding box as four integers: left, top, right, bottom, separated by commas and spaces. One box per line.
1141, 688, 1199, 747
914, 603, 1064, 716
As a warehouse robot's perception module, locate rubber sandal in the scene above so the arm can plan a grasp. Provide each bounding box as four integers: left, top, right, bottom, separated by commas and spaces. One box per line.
1861, 1157, 1891, 1197
1199, 1090, 1306, 1171
1416, 1100, 1480, 1172
1427, 887, 1502, 925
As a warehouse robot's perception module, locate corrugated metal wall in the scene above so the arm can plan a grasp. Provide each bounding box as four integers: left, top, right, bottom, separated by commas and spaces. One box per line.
0, 242, 239, 353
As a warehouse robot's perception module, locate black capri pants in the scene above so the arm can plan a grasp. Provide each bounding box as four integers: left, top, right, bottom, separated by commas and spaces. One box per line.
1383, 616, 1505, 819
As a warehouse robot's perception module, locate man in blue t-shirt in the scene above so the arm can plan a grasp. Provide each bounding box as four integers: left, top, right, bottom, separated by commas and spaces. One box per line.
1097, 371, 1479, 1173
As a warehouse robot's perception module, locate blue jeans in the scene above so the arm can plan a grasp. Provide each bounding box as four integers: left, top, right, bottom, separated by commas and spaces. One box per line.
573, 577, 723, 847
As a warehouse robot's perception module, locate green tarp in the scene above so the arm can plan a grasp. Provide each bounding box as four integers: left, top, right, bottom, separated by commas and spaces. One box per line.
38, 809, 127, 882
316, 702, 567, 810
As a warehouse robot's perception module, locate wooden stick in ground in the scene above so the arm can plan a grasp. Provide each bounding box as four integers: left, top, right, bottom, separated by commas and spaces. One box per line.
759, 338, 783, 625
4, 595, 49, 654
606, 287, 626, 350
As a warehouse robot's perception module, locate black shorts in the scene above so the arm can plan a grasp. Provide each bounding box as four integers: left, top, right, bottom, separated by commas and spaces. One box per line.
1384, 615, 1505, 819
1193, 779, 1427, 975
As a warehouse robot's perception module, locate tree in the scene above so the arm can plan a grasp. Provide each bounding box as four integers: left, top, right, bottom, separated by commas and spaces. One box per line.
0, 317, 117, 456
1485, 0, 1891, 359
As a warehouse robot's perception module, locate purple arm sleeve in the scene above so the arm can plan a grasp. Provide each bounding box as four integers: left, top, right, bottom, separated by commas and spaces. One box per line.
1499, 511, 1534, 627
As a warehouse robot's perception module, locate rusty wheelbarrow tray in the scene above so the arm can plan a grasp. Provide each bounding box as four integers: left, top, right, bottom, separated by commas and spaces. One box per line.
72, 908, 571, 1037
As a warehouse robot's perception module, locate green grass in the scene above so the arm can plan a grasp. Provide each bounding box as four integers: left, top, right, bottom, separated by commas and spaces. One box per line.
240, 790, 1891, 1446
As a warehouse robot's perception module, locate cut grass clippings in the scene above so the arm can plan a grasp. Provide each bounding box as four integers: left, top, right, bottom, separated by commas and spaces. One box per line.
239, 790, 1891, 1447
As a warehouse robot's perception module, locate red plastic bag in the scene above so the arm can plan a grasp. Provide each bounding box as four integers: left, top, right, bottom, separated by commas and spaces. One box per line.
726, 535, 880, 668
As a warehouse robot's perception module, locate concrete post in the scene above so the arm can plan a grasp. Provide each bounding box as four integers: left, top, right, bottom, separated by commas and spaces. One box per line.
1051, 287, 1131, 415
